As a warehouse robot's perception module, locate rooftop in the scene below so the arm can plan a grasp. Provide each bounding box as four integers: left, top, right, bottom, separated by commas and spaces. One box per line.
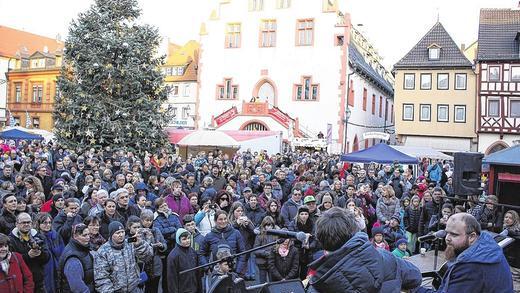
477, 8, 520, 61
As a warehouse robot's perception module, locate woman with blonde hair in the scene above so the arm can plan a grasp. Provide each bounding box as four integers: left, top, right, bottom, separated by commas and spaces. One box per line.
503, 210, 520, 291
375, 185, 401, 226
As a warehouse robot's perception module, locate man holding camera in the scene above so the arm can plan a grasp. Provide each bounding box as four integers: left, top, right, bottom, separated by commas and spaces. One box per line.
94, 221, 153, 293
9, 212, 50, 293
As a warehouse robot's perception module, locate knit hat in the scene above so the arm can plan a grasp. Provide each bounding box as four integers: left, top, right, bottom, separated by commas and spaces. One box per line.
395, 238, 408, 247
297, 205, 310, 215
304, 195, 316, 204
216, 244, 232, 260
391, 215, 401, 224
175, 228, 190, 246
371, 227, 384, 237
52, 193, 64, 202
319, 180, 330, 190
321, 195, 333, 204
108, 221, 124, 239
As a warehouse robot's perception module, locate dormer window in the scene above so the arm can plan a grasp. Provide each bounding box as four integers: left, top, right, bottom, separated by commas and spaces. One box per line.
429, 47, 440, 60
428, 43, 441, 60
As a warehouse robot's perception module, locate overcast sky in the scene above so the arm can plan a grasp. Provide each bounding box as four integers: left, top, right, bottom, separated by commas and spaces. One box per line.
0, 0, 516, 68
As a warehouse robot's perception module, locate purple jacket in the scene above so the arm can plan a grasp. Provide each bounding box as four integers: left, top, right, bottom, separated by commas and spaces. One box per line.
165, 194, 193, 224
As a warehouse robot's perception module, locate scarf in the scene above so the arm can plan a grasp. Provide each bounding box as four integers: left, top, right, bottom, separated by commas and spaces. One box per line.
278, 244, 289, 257
0, 252, 11, 274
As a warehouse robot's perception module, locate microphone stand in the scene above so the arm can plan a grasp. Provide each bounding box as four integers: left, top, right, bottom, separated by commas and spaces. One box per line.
180, 238, 285, 275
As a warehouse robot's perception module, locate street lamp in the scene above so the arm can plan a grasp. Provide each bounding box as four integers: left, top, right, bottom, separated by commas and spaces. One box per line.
343, 107, 351, 153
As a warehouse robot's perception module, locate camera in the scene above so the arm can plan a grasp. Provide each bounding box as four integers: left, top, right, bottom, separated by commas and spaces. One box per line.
29, 237, 44, 250
128, 235, 138, 243
209, 204, 217, 209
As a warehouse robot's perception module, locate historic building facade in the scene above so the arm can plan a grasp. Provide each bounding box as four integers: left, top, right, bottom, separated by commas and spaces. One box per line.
197, 0, 351, 151
394, 22, 477, 153
162, 41, 199, 129
476, 8, 520, 154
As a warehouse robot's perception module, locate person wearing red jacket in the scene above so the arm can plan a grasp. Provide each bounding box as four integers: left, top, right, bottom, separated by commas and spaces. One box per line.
0, 233, 34, 293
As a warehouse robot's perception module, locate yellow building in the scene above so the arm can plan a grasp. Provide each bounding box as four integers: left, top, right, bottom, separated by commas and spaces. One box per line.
6, 49, 62, 131
393, 22, 477, 152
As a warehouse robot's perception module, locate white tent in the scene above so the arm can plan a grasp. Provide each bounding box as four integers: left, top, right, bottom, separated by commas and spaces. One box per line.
177, 130, 239, 147
390, 145, 453, 161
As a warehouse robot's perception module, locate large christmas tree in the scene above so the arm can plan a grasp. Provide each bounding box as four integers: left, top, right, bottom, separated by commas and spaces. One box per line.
54, 0, 172, 156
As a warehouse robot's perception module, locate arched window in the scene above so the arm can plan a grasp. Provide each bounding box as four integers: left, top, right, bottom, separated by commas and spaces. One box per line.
485, 141, 509, 155
252, 79, 277, 105
242, 122, 268, 131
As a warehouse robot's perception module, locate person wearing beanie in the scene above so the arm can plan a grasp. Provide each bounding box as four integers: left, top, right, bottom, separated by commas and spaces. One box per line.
383, 215, 406, 250
371, 226, 390, 251
318, 194, 334, 213
288, 205, 316, 279
166, 228, 201, 293
392, 238, 411, 259
94, 220, 153, 293
209, 244, 241, 288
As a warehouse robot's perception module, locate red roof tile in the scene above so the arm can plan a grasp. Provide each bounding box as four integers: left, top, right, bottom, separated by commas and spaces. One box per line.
0, 25, 63, 58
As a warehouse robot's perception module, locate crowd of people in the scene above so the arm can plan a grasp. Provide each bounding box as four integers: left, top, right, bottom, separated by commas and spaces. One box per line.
0, 138, 517, 293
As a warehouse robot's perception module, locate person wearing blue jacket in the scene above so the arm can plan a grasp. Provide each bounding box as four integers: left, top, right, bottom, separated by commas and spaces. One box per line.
280, 189, 303, 227
199, 210, 246, 275
416, 213, 513, 293
308, 207, 422, 293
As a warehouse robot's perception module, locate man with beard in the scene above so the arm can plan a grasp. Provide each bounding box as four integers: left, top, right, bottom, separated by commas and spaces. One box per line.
416, 213, 513, 292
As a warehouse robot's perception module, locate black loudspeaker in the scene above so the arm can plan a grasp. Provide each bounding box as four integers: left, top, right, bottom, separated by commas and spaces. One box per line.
259, 279, 306, 293
453, 152, 484, 196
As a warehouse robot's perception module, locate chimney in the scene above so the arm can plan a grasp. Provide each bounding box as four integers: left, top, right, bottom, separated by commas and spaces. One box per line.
460, 43, 466, 52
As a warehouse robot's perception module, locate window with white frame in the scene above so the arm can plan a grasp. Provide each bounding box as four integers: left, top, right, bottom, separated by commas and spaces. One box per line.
183, 85, 190, 97
171, 85, 179, 96
30, 58, 45, 69
403, 104, 414, 121
225, 23, 241, 48
32, 117, 40, 129
454, 105, 466, 123
32, 84, 43, 103
488, 66, 500, 82
260, 20, 277, 47
420, 73, 431, 90
488, 99, 500, 117
429, 47, 440, 60
510, 100, 520, 118
420, 104, 431, 121
437, 104, 449, 122
455, 73, 467, 90
182, 107, 190, 119
249, 0, 263, 11
15, 83, 22, 103
437, 73, 449, 90
404, 73, 415, 90
276, 0, 290, 8
511, 67, 520, 81
296, 19, 314, 46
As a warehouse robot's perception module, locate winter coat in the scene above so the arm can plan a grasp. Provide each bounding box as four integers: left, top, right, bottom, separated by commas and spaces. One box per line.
253, 233, 278, 269
97, 211, 125, 240
479, 207, 504, 233
376, 196, 401, 224
232, 221, 256, 251
9, 228, 50, 291
166, 245, 201, 293
140, 226, 167, 278
153, 210, 181, 248
0, 208, 16, 235
94, 239, 153, 293
416, 232, 513, 293
418, 200, 441, 236
280, 199, 301, 227
245, 203, 266, 227
504, 228, 520, 268
199, 224, 246, 274
403, 206, 421, 234
57, 239, 94, 293
115, 204, 141, 224
52, 211, 83, 245
308, 232, 421, 293
0, 252, 34, 293
41, 230, 64, 293
190, 229, 204, 252
265, 210, 285, 228
268, 245, 300, 281
165, 194, 193, 224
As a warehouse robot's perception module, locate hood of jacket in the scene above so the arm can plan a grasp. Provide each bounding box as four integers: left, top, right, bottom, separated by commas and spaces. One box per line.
455, 231, 503, 265
309, 232, 385, 292
176, 228, 189, 246
11, 227, 38, 239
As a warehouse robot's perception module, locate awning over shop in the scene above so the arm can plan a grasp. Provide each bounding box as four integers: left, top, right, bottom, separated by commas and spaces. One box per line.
497, 172, 520, 183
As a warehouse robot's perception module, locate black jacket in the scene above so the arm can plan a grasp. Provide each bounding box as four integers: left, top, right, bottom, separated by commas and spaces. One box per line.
245, 204, 266, 227
268, 245, 299, 281
418, 200, 441, 236
9, 228, 51, 291
0, 208, 16, 235
167, 245, 201, 293
52, 211, 83, 245
403, 206, 421, 234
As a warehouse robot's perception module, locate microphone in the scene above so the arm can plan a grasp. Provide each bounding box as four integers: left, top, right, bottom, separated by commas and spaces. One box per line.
418, 230, 447, 242
266, 229, 308, 242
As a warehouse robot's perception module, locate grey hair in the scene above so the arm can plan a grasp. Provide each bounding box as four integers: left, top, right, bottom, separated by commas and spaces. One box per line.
140, 209, 154, 221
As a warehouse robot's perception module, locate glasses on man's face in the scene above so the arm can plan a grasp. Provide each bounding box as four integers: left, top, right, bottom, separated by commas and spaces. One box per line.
18, 221, 32, 225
